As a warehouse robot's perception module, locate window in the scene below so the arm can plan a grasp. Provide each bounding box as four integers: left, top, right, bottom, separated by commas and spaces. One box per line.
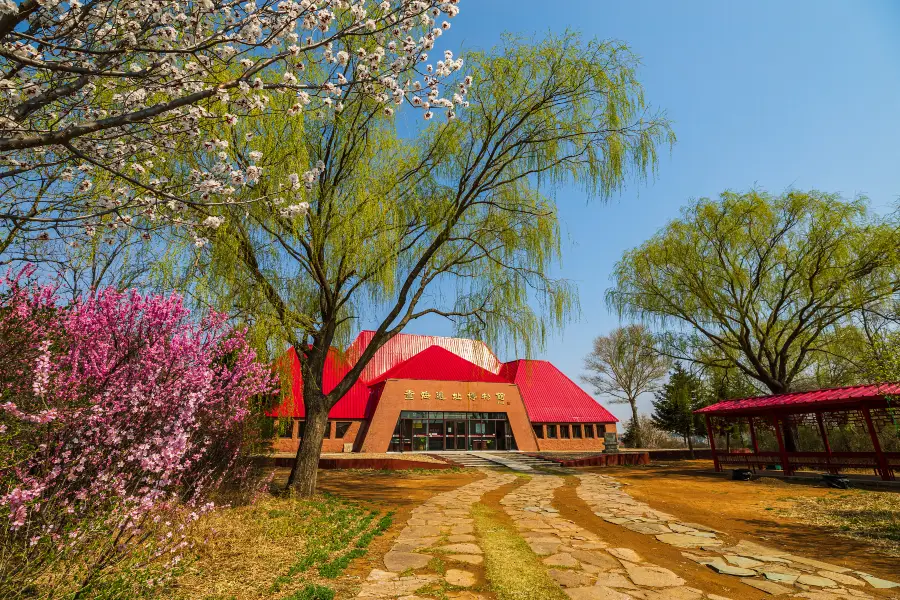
277, 418, 293, 438
324, 421, 332, 439
560, 424, 570, 439
585, 424, 595, 438
532, 424, 544, 439
546, 424, 557, 439
572, 424, 582, 439
335, 422, 352, 438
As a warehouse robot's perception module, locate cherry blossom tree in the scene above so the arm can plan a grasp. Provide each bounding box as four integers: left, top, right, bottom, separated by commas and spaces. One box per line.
0, 266, 274, 598
0, 0, 464, 262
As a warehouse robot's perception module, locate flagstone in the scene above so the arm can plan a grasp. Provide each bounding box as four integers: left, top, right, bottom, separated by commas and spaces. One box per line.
445, 569, 477, 587
608, 547, 643, 562
764, 571, 799, 584
593, 572, 638, 589
724, 554, 764, 569
383, 551, 431, 572
821, 571, 864, 586
624, 522, 673, 535
565, 586, 635, 600
549, 568, 596, 588
366, 569, 399, 581
622, 561, 686, 587
544, 552, 581, 568
438, 543, 483, 555
528, 541, 562, 555
703, 558, 756, 577
797, 574, 837, 587
655, 533, 723, 548
740, 577, 792, 595
784, 556, 851, 573
572, 549, 620, 570
446, 554, 483, 565
856, 572, 900, 589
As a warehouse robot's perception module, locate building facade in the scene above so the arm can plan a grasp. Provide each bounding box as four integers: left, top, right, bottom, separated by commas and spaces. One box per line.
269, 332, 618, 453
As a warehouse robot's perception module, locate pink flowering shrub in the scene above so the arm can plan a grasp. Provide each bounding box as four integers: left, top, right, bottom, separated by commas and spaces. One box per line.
0, 267, 275, 598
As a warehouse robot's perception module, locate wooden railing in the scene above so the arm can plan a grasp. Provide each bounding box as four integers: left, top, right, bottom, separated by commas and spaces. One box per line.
713, 450, 895, 480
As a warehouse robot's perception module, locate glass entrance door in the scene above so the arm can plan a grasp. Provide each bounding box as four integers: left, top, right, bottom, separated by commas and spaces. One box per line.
446, 420, 466, 450
390, 411, 516, 452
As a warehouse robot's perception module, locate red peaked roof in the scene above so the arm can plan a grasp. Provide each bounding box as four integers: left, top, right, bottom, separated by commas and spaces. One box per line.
268, 347, 372, 419
502, 359, 618, 423
347, 330, 502, 383
368, 345, 508, 384
268, 333, 618, 424
695, 382, 900, 416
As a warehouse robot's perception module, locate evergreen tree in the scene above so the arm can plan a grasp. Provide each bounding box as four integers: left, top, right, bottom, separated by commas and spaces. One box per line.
651, 363, 704, 457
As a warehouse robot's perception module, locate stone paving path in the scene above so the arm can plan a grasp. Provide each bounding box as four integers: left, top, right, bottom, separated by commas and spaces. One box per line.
356, 468, 899, 600
577, 473, 899, 599
501, 472, 732, 600
356, 469, 515, 599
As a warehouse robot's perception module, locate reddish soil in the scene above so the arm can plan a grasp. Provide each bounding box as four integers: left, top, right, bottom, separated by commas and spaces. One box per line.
585, 462, 899, 584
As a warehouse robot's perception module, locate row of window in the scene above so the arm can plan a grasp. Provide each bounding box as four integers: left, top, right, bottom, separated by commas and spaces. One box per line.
275, 418, 353, 440
532, 423, 604, 440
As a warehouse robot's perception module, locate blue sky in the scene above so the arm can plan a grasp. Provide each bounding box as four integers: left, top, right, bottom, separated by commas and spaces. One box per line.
391, 1, 900, 421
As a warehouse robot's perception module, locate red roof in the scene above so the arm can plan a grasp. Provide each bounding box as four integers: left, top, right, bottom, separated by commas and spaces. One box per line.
347, 330, 502, 383
267, 347, 372, 419
695, 382, 900, 416
269, 333, 617, 425
502, 359, 618, 423
368, 345, 508, 385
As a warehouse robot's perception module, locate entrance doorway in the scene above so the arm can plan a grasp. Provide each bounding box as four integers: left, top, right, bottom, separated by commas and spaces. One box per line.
389, 411, 517, 452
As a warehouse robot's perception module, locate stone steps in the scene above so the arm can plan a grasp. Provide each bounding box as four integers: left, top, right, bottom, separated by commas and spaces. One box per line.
430, 452, 500, 468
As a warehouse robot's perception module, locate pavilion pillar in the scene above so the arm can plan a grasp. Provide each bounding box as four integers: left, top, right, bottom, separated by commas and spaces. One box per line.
773, 415, 792, 476
815, 412, 835, 474
862, 407, 893, 481
748, 417, 760, 453
705, 415, 720, 472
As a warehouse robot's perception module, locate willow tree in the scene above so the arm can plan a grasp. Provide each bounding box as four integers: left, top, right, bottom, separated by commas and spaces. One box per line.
609, 190, 900, 395
171, 33, 673, 496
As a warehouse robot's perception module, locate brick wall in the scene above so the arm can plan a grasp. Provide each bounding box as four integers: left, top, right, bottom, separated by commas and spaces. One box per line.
272, 419, 364, 453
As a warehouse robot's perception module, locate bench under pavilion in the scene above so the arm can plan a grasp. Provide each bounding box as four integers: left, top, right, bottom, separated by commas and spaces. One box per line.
695, 383, 900, 481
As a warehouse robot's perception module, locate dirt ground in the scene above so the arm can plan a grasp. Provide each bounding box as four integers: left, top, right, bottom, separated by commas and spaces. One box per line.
590, 460, 900, 576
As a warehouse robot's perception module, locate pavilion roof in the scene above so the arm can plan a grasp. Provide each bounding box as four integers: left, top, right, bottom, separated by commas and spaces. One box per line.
695, 382, 900, 416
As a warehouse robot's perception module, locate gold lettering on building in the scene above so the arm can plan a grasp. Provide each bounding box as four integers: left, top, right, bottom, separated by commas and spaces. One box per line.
420, 391, 431, 399
467, 392, 476, 401
481, 393, 490, 400
435, 391, 445, 400
496, 392, 506, 404
404, 389, 414, 400
452, 392, 462, 401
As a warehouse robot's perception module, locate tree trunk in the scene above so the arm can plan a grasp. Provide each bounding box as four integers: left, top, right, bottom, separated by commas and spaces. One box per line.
687, 431, 695, 459
286, 392, 329, 497
629, 400, 643, 448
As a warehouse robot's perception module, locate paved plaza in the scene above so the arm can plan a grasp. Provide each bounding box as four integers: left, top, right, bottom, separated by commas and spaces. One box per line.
357, 465, 899, 600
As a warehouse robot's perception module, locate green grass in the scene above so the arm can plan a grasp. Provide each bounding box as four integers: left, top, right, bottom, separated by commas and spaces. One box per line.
471, 503, 568, 600
283, 584, 335, 600
270, 502, 392, 590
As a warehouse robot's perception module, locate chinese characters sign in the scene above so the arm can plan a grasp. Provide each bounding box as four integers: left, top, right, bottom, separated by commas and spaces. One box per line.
404, 388, 507, 405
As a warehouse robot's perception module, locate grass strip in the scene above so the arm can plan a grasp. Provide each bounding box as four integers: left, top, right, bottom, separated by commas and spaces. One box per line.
284, 583, 335, 599
471, 502, 568, 600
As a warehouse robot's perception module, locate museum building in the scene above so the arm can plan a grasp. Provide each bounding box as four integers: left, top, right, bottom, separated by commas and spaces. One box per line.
269, 331, 619, 453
